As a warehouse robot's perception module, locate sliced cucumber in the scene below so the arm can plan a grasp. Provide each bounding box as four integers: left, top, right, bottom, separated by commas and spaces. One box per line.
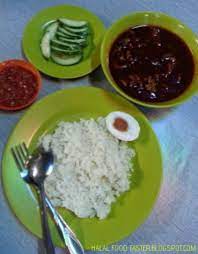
56, 31, 83, 40
51, 39, 80, 50
43, 20, 57, 30
40, 32, 51, 59
57, 27, 85, 39
56, 31, 73, 39
58, 18, 88, 28
51, 46, 81, 54
58, 36, 87, 46
51, 51, 82, 66
45, 21, 58, 36
40, 22, 58, 59
40, 18, 90, 65
64, 25, 89, 35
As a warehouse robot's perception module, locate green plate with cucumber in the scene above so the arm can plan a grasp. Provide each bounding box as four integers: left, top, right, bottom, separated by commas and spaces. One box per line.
22, 5, 106, 78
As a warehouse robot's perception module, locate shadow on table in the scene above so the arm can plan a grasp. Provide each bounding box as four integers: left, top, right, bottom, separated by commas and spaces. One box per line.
88, 66, 115, 92
137, 105, 176, 121
37, 239, 70, 254
37, 239, 45, 254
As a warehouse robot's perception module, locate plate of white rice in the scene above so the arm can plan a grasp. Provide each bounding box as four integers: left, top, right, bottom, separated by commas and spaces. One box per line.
3, 87, 162, 249
41, 117, 135, 220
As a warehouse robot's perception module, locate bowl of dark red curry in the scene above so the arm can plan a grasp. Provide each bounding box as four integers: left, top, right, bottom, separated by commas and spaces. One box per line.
101, 12, 198, 108
0, 59, 41, 111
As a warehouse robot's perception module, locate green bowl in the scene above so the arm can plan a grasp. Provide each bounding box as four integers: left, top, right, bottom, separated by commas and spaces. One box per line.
101, 12, 198, 108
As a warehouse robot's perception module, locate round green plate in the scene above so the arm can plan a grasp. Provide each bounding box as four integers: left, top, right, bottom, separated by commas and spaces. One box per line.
22, 5, 105, 79
2, 87, 162, 249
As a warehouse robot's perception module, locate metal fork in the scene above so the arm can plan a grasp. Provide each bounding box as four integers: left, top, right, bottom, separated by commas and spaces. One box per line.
11, 143, 84, 254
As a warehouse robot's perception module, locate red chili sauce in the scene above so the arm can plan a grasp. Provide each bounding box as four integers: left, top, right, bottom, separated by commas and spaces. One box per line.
109, 25, 195, 102
0, 65, 38, 108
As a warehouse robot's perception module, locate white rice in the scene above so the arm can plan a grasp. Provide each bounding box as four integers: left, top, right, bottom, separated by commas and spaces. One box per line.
41, 117, 135, 219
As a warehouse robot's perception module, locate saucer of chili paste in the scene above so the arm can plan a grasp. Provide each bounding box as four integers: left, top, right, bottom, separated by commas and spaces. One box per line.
0, 59, 42, 111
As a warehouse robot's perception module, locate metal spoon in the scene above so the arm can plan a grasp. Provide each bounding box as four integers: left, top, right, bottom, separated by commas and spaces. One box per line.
12, 143, 84, 254
26, 149, 55, 254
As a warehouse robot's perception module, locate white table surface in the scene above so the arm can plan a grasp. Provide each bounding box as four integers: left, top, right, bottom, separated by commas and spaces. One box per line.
0, 0, 198, 253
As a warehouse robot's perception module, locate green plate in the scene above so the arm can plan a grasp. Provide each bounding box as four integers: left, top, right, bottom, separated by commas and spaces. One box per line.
22, 5, 105, 78
1, 87, 162, 249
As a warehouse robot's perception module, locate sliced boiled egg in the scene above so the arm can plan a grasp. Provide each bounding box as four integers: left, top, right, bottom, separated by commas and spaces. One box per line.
106, 111, 140, 141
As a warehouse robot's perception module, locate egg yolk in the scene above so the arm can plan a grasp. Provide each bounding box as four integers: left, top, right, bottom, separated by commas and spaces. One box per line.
113, 117, 128, 132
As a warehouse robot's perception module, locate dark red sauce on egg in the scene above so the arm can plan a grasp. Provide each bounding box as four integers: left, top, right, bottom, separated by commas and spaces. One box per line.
109, 25, 195, 102
113, 117, 128, 131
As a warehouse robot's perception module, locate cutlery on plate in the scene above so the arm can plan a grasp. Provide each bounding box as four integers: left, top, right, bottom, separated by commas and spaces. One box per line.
11, 142, 84, 254
11, 143, 55, 254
